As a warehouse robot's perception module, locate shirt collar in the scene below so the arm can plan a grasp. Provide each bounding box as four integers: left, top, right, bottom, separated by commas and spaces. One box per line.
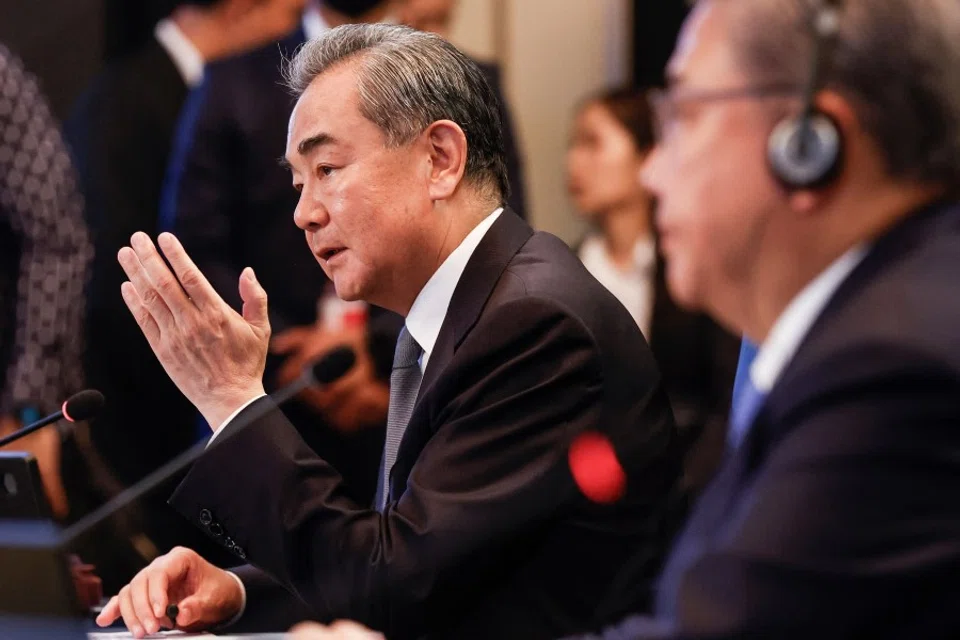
750, 244, 870, 392
405, 208, 504, 370
580, 234, 656, 274
154, 18, 205, 87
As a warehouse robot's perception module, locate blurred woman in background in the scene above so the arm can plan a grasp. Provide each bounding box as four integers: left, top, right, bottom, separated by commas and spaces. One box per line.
567, 87, 740, 498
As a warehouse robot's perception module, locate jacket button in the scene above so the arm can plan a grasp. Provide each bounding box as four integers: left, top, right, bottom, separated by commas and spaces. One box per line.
209, 522, 224, 537
199, 509, 212, 526
234, 546, 246, 559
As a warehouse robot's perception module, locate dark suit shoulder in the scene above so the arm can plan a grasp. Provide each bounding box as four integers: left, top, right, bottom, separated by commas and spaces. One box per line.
782, 203, 960, 405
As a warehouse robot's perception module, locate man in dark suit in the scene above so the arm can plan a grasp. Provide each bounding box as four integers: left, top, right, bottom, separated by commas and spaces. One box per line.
95, 24, 681, 639
66, 0, 307, 486
562, 0, 960, 637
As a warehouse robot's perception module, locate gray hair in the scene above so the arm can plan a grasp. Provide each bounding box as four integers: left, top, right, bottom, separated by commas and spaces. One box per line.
722, 0, 960, 186
284, 24, 509, 203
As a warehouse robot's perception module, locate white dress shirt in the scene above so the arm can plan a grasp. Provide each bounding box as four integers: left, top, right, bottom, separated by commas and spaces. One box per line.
405, 207, 504, 372
154, 19, 205, 87
578, 234, 657, 338
750, 244, 870, 393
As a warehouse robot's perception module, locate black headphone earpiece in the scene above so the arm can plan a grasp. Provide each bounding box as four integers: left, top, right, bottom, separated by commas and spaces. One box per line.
767, 111, 842, 190
767, 0, 843, 190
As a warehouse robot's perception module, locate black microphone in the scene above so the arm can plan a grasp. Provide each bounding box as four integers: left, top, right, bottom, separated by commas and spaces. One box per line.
0, 390, 105, 448
60, 346, 356, 545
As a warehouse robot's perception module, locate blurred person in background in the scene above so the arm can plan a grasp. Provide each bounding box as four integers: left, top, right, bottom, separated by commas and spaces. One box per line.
64, 0, 310, 572
567, 87, 738, 498
0, 42, 148, 594
396, 0, 527, 219
0, 42, 92, 521
67, 0, 308, 492
161, 0, 400, 506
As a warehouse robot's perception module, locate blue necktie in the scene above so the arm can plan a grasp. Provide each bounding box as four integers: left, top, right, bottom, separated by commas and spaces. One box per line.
727, 340, 766, 450
375, 327, 423, 512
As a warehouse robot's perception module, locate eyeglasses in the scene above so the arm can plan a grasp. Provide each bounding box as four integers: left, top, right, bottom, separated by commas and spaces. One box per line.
648, 83, 800, 144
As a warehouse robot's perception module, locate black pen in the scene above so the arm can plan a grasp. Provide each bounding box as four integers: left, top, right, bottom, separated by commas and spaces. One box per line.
166, 603, 179, 628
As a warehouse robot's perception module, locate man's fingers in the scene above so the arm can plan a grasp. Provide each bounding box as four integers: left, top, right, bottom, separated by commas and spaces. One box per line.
96, 595, 120, 627
118, 246, 174, 330
130, 574, 160, 635
120, 281, 161, 347
239, 267, 270, 335
157, 232, 221, 310
117, 586, 144, 638
130, 232, 193, 316
146, 567, 170, 618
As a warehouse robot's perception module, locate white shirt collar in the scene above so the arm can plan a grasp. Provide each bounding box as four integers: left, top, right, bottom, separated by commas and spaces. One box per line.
154, 18, 205, 87
750, 244, 870, 392
579, 234, 657, 275
303, 3, 330, 41
405, 208, 504, 372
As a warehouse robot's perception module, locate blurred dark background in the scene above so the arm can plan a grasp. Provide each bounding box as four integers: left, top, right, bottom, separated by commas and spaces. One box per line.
0, 0, 688, 121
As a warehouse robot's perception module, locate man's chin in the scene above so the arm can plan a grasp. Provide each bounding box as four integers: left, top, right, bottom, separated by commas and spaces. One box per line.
664, 266, 704, 313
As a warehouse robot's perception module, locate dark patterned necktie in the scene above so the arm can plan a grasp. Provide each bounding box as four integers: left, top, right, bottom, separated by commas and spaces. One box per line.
375, 327, 423, 511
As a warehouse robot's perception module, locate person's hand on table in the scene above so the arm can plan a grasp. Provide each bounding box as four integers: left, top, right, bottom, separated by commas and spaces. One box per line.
95, 547, 242, 638
0, 414, 69, 519
290, 620, 385, 640
69, 554, 103, 609
116, 231, 269, 431
272, 325, 389, 432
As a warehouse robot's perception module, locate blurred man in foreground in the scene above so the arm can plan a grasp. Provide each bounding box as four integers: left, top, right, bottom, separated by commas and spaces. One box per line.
571, 0, 960, 637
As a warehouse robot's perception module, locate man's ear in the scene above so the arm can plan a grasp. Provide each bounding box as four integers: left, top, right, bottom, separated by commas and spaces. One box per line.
422, 120, 468, 201
787, 90, 857, 214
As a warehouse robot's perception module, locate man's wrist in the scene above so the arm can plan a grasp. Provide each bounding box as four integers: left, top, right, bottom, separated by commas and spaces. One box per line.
216, 570, 247, 629
202, 386, 267, 433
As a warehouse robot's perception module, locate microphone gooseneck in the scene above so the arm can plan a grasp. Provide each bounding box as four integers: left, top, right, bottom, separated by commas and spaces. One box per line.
61, 347, 356, 546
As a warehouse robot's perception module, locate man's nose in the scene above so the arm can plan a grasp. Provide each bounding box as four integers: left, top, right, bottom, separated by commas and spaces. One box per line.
293, 192, 330, 231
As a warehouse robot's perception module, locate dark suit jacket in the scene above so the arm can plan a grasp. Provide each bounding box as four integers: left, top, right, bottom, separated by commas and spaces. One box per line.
573, 199, 960, 639
64, 37, 199, 484
169, 210, 682, 639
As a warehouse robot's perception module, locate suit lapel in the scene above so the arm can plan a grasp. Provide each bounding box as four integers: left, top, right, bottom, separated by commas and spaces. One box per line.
387, 210, 533, 499
417, 208, 534, 398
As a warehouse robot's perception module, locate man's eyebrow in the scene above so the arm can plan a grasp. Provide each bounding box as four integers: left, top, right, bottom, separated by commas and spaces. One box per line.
279, 132, 339, 171
297, 132, 337, 156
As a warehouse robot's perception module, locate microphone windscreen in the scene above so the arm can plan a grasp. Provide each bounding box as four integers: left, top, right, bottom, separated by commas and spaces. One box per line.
309, 346, 357, 385
62, 389, 106, 422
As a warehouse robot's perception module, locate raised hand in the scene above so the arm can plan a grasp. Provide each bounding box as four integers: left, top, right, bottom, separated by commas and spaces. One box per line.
117, 232, 270, 430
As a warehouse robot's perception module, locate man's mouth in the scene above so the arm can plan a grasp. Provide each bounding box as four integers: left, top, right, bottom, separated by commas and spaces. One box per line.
319, 247, 346, 261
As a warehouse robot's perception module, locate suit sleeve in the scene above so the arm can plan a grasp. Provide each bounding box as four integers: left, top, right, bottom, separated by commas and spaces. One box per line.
593, 343, 960, 639
170, 296, 616, 637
